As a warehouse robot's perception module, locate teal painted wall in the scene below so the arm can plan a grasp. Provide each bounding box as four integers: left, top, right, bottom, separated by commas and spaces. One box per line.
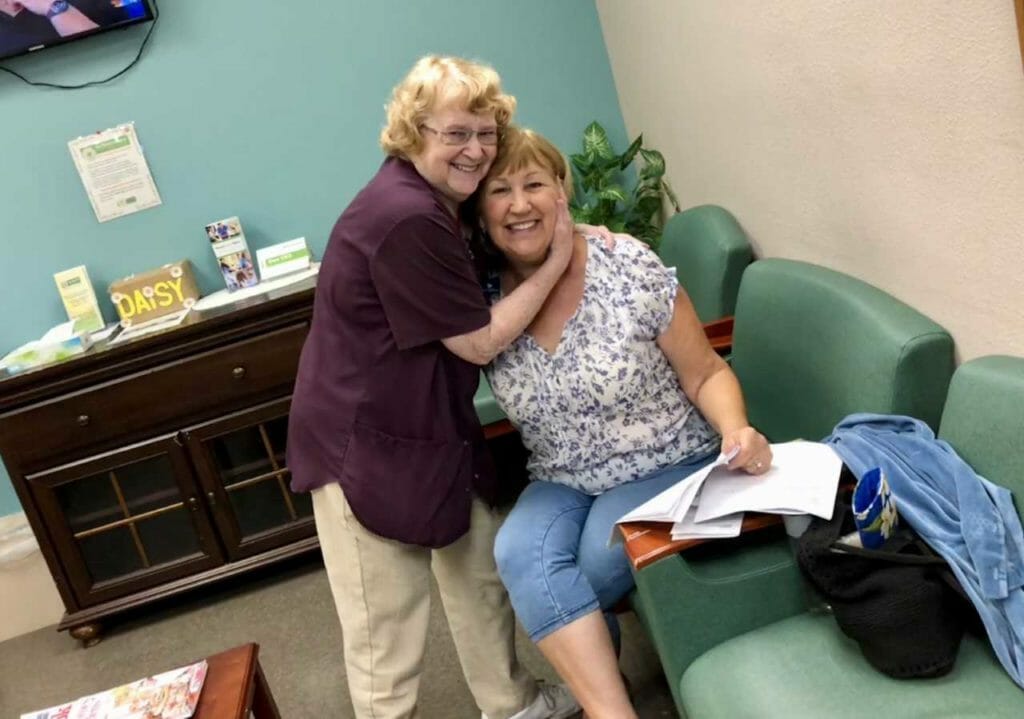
0, 0, 626, 516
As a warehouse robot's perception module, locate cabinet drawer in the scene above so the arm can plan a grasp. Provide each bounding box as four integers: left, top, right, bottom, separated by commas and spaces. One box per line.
0, 323, 308, 465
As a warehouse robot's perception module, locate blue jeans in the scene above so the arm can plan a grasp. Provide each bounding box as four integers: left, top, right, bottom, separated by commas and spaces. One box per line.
494, 453, 716, 644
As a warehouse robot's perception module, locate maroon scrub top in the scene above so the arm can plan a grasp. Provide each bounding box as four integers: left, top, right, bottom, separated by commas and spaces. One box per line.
287, 157, 498, 547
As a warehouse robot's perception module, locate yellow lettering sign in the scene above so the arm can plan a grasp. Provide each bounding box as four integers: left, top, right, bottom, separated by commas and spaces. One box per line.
115, 295, 135, 319
166, 277, 185, 303
154, 282, 173, 307
132, 289, 153, 314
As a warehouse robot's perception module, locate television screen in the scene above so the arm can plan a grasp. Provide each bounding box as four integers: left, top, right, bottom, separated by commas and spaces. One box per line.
0, 0, 153, 62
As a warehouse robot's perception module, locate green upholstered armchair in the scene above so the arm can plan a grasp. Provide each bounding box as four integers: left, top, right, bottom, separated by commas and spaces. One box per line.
658, 205, 752, 324
679, 356, 1024, 718
474, 374, 506, 428
629, 259, 955, 711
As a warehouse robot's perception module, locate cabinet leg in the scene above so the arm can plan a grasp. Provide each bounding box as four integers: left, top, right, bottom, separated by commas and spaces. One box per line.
69, 623, 103, 647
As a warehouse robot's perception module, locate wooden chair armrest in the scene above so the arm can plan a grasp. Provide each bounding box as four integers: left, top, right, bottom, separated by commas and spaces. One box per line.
619, 514, 785, 571
702, 315, 734, 354
483, 419, 516, 439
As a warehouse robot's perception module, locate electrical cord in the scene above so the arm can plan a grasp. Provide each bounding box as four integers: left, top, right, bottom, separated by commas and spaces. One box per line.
0, 0, 160, 89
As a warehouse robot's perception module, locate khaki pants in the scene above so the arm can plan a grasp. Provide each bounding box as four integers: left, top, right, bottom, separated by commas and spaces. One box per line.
312, 483, 537, 719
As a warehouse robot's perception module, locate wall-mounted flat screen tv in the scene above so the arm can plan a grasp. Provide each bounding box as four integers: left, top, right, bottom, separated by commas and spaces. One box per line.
0, 0, 154, 62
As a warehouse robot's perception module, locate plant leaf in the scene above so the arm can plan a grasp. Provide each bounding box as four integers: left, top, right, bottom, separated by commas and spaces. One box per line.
596, 187, 628, 204
638, 148, 666, 177
633, 195, 663, 219
620, 135, 643, 170
633, 178, 662, 197
571, 121, 679, 246
582, 121, 615, 160
662, 179, 681, 213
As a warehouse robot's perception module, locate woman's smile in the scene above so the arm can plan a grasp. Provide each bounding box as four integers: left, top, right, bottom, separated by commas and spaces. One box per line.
506, 219, 541, 232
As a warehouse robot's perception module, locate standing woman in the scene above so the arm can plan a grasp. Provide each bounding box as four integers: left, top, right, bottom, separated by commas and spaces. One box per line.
287, 57, 579, 719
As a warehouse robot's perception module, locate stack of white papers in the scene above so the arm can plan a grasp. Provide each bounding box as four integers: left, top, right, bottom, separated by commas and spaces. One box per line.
671, 506, 745, 541
615, 441, 843, 542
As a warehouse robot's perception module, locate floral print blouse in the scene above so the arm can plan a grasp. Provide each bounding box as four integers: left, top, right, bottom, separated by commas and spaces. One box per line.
485, 236, 719, 495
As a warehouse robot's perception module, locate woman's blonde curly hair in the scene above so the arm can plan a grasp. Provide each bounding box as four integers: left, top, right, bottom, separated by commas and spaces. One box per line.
380, 56, 517, 158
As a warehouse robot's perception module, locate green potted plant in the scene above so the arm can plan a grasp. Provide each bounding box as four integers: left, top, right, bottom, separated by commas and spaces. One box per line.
568, 121, 680, 248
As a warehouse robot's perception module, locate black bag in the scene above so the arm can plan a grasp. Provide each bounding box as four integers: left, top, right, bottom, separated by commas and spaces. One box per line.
796, 483, 975, 679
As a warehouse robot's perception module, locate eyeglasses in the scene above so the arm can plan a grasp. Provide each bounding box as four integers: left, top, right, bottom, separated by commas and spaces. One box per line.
420, 125, 500, 146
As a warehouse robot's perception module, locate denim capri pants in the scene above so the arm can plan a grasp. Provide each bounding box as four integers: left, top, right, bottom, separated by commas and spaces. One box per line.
493, 452, 716, 644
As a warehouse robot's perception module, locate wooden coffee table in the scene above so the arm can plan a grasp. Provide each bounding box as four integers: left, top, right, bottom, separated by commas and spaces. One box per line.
193, 643, 281, 718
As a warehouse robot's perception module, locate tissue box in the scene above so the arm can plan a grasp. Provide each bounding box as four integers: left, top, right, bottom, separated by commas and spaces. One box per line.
0, 322, 94, 374
108, 260, 200, 327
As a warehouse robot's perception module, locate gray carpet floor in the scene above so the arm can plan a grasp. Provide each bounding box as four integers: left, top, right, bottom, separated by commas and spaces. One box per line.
0, 557, 678, 718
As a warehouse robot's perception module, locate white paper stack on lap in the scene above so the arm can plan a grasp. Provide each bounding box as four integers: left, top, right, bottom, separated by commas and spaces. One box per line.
613, 450, 734, 532
670, 506, 745, 540
615, 441, 843, 541
693, 441, 842, 522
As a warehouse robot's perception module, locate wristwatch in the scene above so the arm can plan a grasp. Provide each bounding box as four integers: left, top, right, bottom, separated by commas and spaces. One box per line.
47, 0, 71, 18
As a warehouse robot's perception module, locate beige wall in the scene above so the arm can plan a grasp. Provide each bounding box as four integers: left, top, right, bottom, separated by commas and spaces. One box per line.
596, 0, 1024, 360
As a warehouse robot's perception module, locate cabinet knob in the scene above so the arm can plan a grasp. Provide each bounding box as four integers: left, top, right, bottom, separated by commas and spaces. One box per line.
206, 491, 217, 507
187, 496, 199, 511
232, 366, 246, 380
76, 414, 90, 427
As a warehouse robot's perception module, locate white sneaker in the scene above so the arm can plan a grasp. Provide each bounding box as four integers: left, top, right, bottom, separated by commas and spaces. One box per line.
482, 681, 581, 719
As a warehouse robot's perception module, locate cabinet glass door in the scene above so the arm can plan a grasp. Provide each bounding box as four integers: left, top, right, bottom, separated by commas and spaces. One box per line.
27, 436, 223, 607
187, 397, 315, 560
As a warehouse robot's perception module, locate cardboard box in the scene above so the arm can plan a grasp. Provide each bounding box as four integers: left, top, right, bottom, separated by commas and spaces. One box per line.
108, 260, 200, 327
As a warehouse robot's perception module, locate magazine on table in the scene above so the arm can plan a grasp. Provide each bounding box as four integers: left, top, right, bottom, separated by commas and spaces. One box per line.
21, 659, 207, 719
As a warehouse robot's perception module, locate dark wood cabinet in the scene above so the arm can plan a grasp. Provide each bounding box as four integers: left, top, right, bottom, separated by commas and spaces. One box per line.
185, 397, 314, 561
0, 279, 320, 645
26, 434, 225, 609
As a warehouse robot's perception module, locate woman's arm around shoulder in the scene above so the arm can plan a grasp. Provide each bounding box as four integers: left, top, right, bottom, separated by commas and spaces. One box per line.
442, 198, 574, 365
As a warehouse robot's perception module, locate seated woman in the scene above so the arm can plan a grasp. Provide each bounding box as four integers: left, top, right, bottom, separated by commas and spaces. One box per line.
478, 127, 772, 719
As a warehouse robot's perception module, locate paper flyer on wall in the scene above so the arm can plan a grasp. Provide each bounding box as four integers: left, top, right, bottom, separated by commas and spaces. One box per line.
20, 658, 207, 719
68, 123, 162, 223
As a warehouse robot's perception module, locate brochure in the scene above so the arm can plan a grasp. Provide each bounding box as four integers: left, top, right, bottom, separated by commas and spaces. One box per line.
205, 216, 258, 292
21, 659, 207, 719
53, 265, 105, 334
